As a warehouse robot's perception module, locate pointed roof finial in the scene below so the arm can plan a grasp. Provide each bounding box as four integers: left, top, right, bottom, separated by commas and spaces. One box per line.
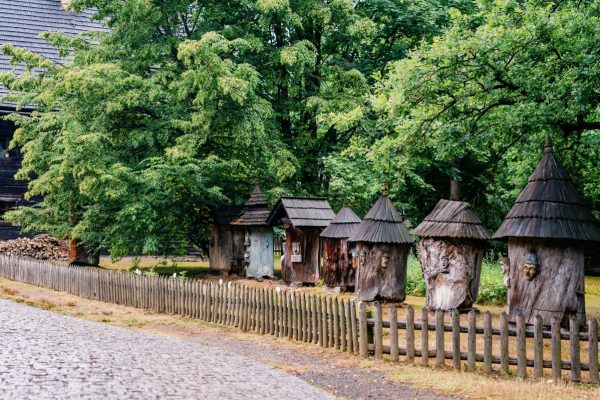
381, 182, 388, 196
544, 135, 553, 153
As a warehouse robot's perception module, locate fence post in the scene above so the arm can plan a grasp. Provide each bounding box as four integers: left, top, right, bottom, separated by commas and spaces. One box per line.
358, 301, 368, 358
534, 315, 544, 380
407, 306, 415, 363
570, 315, 581, 383
551, 316, 561, 382
390, 305, 399, 362
312, 295, 318, 345
589, 318, 599, 384
333, 297, 340, 350
516, 313, 527, 378
500, 312, 509, 375
339, 298, 346, 351
373, 302, 383, 360
467, 310, 476, 372
435, 309, 444, 367
452, 309, 461, 370
421, 307, 429, 366
351, 300, 359, 355
484, 311, 493, 374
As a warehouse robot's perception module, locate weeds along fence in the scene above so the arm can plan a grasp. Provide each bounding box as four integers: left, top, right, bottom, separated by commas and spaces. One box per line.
0, 256, 598, 385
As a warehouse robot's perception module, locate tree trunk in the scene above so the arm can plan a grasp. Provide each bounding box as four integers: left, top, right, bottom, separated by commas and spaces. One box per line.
507, 238, 585, 326
68, 238, 99, 266
417, 238, 484, 310
355, 243, 408, 301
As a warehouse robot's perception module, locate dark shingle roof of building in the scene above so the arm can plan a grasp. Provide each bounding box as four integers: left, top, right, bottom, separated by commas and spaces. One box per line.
412, 199, 491, 240
267, 197, 335, 228
321, 204, 361, 239
0, 0, 107, 103
231, 184, 270, 227
493, 138, 600, 242
348, 194, 412, 244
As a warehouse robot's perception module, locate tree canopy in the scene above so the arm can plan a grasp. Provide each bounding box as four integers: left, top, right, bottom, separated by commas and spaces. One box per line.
1, 0, 598, 256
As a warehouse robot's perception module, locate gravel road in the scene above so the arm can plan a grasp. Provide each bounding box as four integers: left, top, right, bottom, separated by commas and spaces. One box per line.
0, 299, 333, 400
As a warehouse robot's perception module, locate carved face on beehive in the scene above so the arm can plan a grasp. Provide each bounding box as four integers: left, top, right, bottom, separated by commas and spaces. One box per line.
522, 249, 539, 281
381, 253, 390, 269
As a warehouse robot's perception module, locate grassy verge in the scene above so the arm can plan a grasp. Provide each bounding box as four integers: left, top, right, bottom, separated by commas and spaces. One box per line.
0, 276, 598, 400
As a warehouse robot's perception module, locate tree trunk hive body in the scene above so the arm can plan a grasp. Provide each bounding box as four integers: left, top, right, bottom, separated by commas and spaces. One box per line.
493, 138, 600, 326
348, 189, 412, 302
507, 238, 585, 326
321, 204, 362, 288
267, 197, 335, 284
283, 226, 321, 283
412, 199, 490, 311
354, 242, 408, 301
209, 225, 244, 273
417, 238, 485, 310
230, 184, 275, 278
246, 227, 274, 278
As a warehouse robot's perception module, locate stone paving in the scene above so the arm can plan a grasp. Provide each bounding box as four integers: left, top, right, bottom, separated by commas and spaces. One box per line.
0, 299, 333, 400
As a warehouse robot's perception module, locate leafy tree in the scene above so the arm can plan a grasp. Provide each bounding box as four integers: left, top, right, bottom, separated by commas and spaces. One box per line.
329, 0, 600, 228
1, 0, 470, 255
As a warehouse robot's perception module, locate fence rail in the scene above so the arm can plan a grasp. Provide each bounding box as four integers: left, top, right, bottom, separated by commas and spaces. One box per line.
0, 256, 598, 384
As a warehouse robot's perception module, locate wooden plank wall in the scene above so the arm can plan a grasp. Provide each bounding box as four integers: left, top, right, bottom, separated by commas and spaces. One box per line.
0, 255, 597, 385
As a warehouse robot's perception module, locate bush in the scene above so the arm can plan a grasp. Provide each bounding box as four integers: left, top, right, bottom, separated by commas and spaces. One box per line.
405, 255, 507, 306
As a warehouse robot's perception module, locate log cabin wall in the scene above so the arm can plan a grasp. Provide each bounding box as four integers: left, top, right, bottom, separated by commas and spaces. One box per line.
417, 238, 485, 311
354, 242, 408, 302
507, 238, 585, 326
322, 238, 355, 288
284, 226, 320, 283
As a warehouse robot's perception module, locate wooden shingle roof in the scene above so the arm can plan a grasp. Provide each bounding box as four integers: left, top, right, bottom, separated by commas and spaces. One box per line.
231, 184, 270, 227
493, 137, 600, 242
412, 199, 490, 240
0, 0, 108, 105
348, 194, 411, 244
267, 197, 335, 228
320, 204, 361, 239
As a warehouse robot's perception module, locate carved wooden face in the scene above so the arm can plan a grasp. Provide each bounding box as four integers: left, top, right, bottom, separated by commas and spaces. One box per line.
359, 250, 367, 266
522, 263, 538, 280
292, 242, 301, 255
381, 253, 390, 269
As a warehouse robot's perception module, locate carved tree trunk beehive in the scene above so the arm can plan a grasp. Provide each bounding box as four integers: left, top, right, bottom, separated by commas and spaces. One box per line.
354, 242, 408, 301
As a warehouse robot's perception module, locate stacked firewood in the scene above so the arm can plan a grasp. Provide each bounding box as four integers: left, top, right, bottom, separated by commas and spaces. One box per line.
0, 234, 69, 260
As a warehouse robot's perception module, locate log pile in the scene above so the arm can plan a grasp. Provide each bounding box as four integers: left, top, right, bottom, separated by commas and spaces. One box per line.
0, 235, 69, 260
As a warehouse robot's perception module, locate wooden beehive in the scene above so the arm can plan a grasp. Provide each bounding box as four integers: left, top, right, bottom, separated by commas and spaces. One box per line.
493, 137, 600, 325
267, 197, 335, 284
348, 187, 412, 301
230, 184, 274, 278
320, 204, 361, 289
209, 206, 245, 274
412, 199, 491, 311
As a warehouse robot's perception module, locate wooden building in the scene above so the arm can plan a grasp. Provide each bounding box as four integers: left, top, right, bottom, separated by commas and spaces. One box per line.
0, 1, 106, 241
267, 197, 335, 284
493, 137, 600, 326
320, 204, 361, 289
209, 207, 245, 275
412, 199, 491, 311
348, 187, 412, 301
231, 184, 274, 278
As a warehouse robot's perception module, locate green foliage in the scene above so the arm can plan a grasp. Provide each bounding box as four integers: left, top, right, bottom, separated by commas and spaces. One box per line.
1, 0, 471, 255
329, 0, 600, 228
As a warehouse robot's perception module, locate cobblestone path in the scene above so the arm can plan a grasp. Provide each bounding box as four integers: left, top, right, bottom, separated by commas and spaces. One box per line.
0, 299, 333, 400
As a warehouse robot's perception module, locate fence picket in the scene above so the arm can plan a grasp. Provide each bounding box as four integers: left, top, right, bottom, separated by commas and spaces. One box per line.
435, 310, 444, 367
390, 305, 399, 362
421, 308, 429, 367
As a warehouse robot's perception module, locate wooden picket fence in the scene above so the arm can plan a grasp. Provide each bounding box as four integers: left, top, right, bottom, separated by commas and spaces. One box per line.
0, 255, 598, 384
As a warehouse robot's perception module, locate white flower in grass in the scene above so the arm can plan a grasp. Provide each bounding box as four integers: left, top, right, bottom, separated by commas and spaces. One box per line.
276, 287, 281, 293
172, 272, 177, 278
134, 269, 142, 276
219, 279, 223, 286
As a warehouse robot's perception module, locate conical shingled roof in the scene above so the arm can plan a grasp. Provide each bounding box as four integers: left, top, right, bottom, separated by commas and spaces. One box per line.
231, 184, 270, 226
321, 204, 362, 239
493, 138, 600, 241
412, 199, 490, 240
348, 194, 412, 244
